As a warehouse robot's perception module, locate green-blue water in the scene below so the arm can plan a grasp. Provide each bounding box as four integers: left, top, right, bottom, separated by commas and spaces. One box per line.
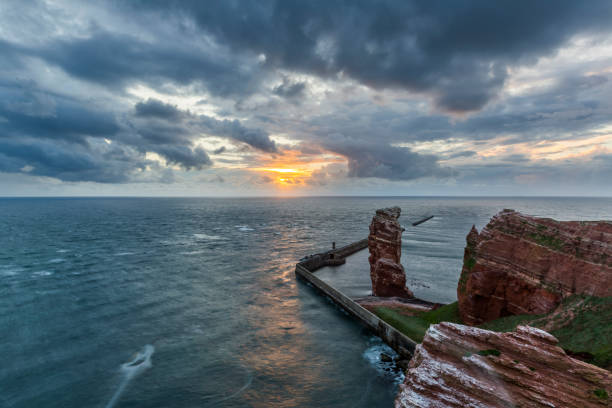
1, 197, 611, 407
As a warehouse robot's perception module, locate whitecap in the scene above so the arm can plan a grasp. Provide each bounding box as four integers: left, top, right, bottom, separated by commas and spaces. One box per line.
0, 265, 23, 276
193, 233, 223, 240
33, 270, 54, 277
114, 252, 135, 256
56, 249, 69, 253
235, 225, 254, 232
179, 250, 205, 255
48, 258, 65, 264
105, 344, 155, 408
362, 338, 405, 385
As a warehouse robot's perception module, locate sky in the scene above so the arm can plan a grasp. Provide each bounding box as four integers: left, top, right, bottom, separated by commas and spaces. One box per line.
1, 0, 612, 197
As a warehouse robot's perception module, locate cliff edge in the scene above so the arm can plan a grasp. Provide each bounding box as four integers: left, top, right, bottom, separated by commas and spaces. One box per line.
458, 209, 612, 325
396, 322, 612, 408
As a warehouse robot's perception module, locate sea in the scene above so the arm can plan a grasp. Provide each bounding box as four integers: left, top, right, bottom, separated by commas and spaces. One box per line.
1, 197, 611, 408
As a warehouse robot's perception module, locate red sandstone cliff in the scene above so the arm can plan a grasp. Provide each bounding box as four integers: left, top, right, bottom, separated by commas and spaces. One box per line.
458, 209, 612, 325
396, 322, 612, 408
368, 207, 413, 298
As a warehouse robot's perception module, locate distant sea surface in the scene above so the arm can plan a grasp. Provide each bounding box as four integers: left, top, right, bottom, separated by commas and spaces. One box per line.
2, 197, 611, 408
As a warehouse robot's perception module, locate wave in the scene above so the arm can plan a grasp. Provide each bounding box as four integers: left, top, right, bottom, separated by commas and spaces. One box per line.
0, 265, 23, 276
48, 258, 65, 264
235, 225, 254, 232
362, 338, 405, 385
32, 270, 54, 277
114, 252, 135, 256
193, 233, 223, 240
208, 363, 253, 404
105, 344, 155, 408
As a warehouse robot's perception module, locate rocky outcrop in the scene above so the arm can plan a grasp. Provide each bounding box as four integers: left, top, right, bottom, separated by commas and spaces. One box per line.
458, 209, 612, 325
396, 322, 612, 408
368, 207, 413, 298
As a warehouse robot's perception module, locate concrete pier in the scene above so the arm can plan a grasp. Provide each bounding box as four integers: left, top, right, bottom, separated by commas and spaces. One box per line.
295, 240, 417, 358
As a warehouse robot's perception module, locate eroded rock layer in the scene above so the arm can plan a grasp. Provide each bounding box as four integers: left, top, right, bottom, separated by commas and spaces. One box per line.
458, 209, 612, 325
368, 207, 413, 298
396, 322, 612, 408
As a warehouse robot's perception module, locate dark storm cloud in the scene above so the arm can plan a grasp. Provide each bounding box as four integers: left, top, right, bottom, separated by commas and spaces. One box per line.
132, 98, 278, 153
128, 0, 612, 112
135, 99, 184, 120
0, 139, 144, 183
153, 145, 212, 170
322, 134, 451, 180
273, 77, 307, 99
0, 80, 120, 144
37, 30, 264, 97
199, 117, 278, 153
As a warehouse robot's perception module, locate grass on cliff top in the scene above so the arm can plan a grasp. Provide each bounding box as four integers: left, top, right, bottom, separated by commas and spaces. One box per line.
375, 296, 612, 369
479, 295, 612, 370
373, 302, 462, 343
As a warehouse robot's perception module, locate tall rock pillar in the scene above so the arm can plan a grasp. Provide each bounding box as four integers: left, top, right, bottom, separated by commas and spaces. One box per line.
368, 207, 413, 298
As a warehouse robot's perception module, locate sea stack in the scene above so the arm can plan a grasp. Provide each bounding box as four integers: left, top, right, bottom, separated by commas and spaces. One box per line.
458, 209, 612, 325
368, 207, 414, 298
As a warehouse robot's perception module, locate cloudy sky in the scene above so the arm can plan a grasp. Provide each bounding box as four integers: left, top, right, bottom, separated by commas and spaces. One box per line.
1, 0, 612, 196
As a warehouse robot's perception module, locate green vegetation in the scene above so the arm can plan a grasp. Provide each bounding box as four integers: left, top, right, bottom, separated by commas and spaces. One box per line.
373, 302, 462, 343
479, 295, 612, 369
478, 349, 501, 357
479, 313, 543, 332
374, 295, 612, 370
528, 232, 564, 251
594, 389, 608, 400
548, 296, 612, 369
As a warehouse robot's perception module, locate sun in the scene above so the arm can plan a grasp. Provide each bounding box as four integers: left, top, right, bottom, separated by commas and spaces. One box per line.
256, 167, 311, 186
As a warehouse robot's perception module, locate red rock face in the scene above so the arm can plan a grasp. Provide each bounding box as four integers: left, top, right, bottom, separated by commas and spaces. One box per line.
396, 322, 612, 408
368, 207, 413, 298
458, 209, 612, 325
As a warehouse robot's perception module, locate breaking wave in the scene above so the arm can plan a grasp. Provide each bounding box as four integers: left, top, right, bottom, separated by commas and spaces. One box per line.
193, 233, 223, 240
362, 338, 405, 385
105, 344, 155, 408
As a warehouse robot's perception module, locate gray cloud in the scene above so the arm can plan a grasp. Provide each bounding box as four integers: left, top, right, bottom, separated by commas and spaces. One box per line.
0, 138, 144, 183
273, 76, 307, 99
133, 98, 278, 153
321, 134, 451, 180
128, 0, 612, 112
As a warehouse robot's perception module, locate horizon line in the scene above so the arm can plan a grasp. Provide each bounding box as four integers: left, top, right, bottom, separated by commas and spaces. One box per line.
1, 194, 611, 199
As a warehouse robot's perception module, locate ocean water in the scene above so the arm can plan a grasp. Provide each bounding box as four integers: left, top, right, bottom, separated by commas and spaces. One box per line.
1, 197, 611, 408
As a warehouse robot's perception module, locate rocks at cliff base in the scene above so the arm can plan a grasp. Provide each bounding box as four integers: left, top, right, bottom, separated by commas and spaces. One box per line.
368, 207, 414, 298
458, 209, 612, 325
396, 322, 612, 408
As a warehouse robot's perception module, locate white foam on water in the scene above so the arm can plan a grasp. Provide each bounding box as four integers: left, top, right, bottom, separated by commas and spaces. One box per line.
235, 225, 254, 232
48, 258, 65, 264
213, 364, 253, 404
0, 265, 23, 276
56, 249, 69, 253
105, 344, 155, 408
179, 250, 205, 255
32, 270, 54, 277
193, 233, 223, 240
362, 338, 405, 385
114, 252, 135, 256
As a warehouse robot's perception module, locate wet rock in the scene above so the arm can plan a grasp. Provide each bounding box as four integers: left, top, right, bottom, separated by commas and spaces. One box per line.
458, 209, 612, 325
396, 359, 411, 371
380, 352, 393, 362
396, 322, 612, 408
368, 207, 413, 298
